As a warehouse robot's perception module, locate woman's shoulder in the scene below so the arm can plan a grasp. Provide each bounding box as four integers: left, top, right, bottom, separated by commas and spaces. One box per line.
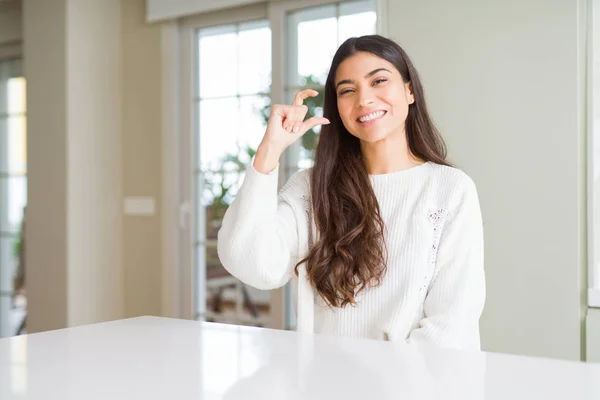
426, 162, 478, 198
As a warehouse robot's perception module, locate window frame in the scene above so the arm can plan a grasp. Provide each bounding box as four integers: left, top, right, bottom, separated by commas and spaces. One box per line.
589, 0, 600, 308
0, 44, 21, 63
178, 2, 272, 324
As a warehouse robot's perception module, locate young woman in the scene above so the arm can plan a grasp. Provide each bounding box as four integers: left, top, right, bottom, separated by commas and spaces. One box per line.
217, 35, 485, 350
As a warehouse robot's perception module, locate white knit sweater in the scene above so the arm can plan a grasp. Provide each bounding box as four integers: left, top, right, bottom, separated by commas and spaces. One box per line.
217, 161, 485, 350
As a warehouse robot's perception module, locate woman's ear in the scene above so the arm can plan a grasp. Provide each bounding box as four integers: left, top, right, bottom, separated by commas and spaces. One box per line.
406, 82, 415, 104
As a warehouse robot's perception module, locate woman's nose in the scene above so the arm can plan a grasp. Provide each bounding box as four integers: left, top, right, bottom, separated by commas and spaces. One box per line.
358, 88, 376, 107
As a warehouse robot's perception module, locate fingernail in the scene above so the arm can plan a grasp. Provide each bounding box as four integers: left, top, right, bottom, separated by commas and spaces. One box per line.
292, 125, 299, 133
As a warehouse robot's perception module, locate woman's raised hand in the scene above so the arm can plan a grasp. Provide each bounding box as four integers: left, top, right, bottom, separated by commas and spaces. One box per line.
253, 89, 330, 174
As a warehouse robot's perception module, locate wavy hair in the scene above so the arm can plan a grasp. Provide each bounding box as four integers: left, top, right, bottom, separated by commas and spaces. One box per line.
296, 35, 451, 307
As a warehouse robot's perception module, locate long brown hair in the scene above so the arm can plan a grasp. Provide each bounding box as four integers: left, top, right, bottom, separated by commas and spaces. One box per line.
296, 35, 451, 307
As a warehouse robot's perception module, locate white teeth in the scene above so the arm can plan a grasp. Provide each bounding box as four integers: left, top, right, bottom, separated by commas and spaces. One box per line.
359, 111, 385, 122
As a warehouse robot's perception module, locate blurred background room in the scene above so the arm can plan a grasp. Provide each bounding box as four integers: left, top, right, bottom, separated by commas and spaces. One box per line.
0, 0, 599, 367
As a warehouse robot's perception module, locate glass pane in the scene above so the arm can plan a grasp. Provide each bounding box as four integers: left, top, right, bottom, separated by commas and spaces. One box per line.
1, 233, 25, 337
7, 77, 26, 114
0, 60, 23, 115
198, 97, 239, 171
289, 5, 338, 86
197, 170, 242, 240
198, 96, 266, 200
0, 293, 20, 338
0, 235, 19, 292
238, 22, 271, 95
338, 0, 377, 42
338, 11, 377, 43
200, 243, 270, 327
0, 176, 27, 234
0, 116, 27, 174
198, 26, 238, 98
194, 20, 276, 329
239, 95, 269, 152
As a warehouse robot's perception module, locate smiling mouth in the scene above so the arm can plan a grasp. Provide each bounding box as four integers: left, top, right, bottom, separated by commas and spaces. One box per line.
357, 110, 387, 123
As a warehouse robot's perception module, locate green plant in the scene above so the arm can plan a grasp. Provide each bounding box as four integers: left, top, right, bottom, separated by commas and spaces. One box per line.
13, 236, 21, 258
13, 214, 24, 259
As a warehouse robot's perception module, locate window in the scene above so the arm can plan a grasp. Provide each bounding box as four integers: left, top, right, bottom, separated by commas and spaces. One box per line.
193, 19, 272, 326
179, 0, 377, 329
0, 58, 27, 337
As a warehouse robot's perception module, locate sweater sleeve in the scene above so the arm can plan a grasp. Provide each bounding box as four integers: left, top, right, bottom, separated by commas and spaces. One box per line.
217, 164, 306, 290
406, 177, 486, 350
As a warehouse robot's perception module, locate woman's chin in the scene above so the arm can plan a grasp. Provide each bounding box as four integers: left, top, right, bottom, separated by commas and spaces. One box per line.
356, 129, 390, 144
346, 123, 397, 144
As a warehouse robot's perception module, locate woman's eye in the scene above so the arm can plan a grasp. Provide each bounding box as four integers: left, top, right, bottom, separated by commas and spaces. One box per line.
373, 78, 387, 86
338, 89, 353, 96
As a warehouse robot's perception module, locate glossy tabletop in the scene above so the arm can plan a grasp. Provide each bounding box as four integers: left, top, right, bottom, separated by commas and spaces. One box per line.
1, 316, 599, 399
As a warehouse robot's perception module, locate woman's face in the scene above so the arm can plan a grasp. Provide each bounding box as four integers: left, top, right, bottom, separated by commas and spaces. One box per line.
334, 51, 414, 144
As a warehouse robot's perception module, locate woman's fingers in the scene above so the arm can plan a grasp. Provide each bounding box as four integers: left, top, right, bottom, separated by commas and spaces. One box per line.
292, 89, 319, 106
273, 104, 302, 132
287, 89, 320, 132
270, 90, 323, 135
283, 104, 309, 132
298, 116, 330, 135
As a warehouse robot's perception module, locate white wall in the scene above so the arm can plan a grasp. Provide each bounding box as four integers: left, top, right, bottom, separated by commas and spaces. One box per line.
121, 0, 163, 318
23, 0, 124, 331
385, 0, 586, 360
8, 0, 164, 334
65, 0, 124, 326
23, 0, 69, 332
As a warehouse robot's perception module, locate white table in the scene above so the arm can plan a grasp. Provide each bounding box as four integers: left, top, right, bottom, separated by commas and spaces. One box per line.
1, 316, 599, 399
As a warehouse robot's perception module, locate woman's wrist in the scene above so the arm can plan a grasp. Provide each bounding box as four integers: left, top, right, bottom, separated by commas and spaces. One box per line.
253, 142, 284, 174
